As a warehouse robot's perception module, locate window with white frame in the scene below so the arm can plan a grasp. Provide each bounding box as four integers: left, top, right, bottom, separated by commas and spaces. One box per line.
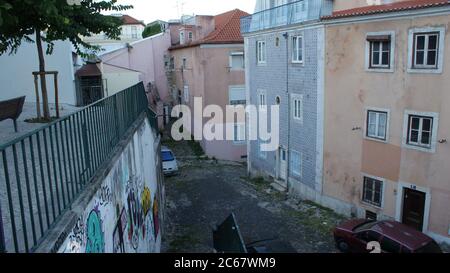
188, 31, 193, 40
292, 35, 303, 63
368, 35, 391, 68
367, 110, 388, 141
229, 86, 246, 105
413, 32, 439, 69
131, 26, 138, 39
258, 91, 267, 111
407, 115, 433, 148
290, 151, 302, 177
182, 58, 187, 69
233, 123, 246, 144
292, 94, 303, 121
230, 52, 244, 70
183, 85, 189, 103
257, 41, 266, 64
362, 176, 383, 207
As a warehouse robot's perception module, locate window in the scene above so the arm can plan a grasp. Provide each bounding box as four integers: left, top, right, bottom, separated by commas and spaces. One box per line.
169, 57, 175, 70
380, 237, 401, 253
230, 52, 244, 70
257, 41, 266, 64
258, 91, 266, 111
368, 37, 390, 68
233, 123, 246, 144
292, 94, 303, 122
357, 230, 381, 243
131, 26, 138, 39
188, 31, 193, 40
366, 110, 388, 141
180, 31, 185, 44
365, 210, 377, 221
229, 86, 246, 105
183, 85, 189, 103
413, 32, 439, 69
292, 36, 303, 63
362, 176, 383, 207
407, 115, 433, 148
182, 58, 187, 69
290, 151, 302, 177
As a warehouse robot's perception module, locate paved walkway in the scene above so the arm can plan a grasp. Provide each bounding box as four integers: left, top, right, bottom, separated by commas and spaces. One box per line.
161, 139, 345, 253
0, 103, 79, 145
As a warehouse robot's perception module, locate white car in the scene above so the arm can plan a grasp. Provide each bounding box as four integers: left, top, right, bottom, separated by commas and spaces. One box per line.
161, 146, 178, 176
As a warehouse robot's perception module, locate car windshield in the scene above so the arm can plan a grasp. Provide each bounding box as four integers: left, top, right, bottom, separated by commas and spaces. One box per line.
161, 151, 174, 162
415, 241, 443, 253
353, 221, 378, 232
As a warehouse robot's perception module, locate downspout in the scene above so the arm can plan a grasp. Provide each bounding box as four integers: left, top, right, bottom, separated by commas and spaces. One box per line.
283, 31, 290, 194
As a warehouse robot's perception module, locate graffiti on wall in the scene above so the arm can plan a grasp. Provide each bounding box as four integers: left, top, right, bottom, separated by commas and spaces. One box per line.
85, 209, 105, 253
113, 208, 128, 253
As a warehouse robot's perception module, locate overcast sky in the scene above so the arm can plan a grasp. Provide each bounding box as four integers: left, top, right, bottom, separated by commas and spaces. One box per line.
108, 0, 256, 24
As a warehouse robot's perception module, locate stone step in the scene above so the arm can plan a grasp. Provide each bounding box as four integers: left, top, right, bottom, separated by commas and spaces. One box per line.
271, 181, 287, 192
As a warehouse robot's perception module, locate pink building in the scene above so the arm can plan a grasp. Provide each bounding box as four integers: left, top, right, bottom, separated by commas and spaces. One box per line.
93, 32, 173, 129
167, 10, 249, 161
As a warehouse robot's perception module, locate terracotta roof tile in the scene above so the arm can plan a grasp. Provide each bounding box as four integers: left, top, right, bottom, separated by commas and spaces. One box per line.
169, 9, 249, 50
322, 0, 450, 20
121, 15, 145, 26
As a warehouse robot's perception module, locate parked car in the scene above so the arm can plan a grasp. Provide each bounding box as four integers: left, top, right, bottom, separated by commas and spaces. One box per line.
333, 219, 442, 253
161, 146, 178, 176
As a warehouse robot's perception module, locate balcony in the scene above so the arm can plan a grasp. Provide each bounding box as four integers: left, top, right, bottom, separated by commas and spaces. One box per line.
241, 0, 324, 34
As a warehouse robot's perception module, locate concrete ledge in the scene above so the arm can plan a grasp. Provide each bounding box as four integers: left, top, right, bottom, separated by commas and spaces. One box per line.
34, 113, 150, 253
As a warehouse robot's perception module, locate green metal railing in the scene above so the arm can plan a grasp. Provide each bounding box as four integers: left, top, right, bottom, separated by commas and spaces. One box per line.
0, 82, 156, 253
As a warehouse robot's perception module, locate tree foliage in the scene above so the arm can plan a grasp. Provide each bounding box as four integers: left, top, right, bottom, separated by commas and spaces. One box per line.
0, 0, 133, 55
142, 23, 162, 39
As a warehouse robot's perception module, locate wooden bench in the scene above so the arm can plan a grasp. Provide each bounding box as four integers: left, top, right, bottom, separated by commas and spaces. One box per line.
0, 96, 26, 132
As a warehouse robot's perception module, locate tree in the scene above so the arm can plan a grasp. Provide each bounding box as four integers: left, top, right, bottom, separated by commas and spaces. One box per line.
0, 0, 132, 121
142, 23, 162, 38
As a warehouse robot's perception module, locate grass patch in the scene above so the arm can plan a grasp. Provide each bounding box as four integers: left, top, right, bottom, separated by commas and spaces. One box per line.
167, 227, 201, 252
247, 176, 270, 192
188, 140, 205, 157
284, 201, 346, 237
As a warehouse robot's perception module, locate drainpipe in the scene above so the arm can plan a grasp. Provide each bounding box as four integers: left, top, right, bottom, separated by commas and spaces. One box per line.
283, 31, 290, 194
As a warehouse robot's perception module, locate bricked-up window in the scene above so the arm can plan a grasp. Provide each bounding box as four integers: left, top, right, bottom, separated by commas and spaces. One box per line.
291, 94, 303, 122
413, 32, 439, 69
367, 110, 387, 141
292, 35, 303, 63
407, 115, 433, 148
363, 177, 383, 207
368, 35, 391, 68
290, 151, 302, 177
257, 41, 266, 64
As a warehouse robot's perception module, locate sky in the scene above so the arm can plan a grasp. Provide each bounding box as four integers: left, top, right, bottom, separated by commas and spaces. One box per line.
107, 0, 256, 24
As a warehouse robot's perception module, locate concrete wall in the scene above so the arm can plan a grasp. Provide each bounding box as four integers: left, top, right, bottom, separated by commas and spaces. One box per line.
0, 38, 77, 105
323, 13, 450, 243
36, 115, 164, 253
100, 32, 172, 103
102, 64, 141, 96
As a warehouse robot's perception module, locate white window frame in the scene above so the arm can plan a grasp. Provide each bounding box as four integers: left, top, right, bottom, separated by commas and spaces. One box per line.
182, 57, 187, 69
229, 51, 245, 70
180, 31, 185, 44
402, 110, 439, 153
407, 27, 445, 74
364, 107, 390, 143
257, 89, 267, 112
292, 35, 304, 64
257, 40, 266, 65
131, 26, 138, 39
361, 174, 385, 209
290, 150, 302, 177
365, 31, 395, 73
183, 85, 189, 103
291, 94, 303, 123
229, 85, 246, 105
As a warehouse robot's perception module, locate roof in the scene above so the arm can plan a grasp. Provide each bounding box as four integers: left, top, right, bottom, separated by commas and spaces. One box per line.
75, 63, 102, 77
322, 0, 450, 20
371, 221, 433, 250
121, 15, 145, 26
169, 9, 249, 50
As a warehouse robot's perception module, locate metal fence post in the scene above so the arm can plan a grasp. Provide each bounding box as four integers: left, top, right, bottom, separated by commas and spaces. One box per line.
0, 202, 6, 253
